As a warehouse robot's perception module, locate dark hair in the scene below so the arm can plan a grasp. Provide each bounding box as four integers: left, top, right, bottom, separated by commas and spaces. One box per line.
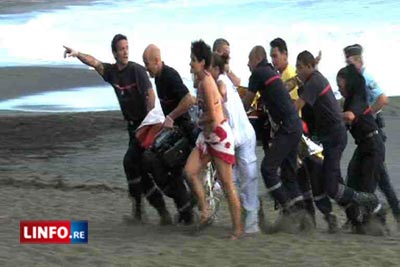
297, 51, 315, 68
336, 67, 348, 81
211, 53, 228, 74
212, 38, 229, 52
191, 40, 212, 69
111, 34, 127, 53
270, 37, 288, 54
336, 64, 366, 100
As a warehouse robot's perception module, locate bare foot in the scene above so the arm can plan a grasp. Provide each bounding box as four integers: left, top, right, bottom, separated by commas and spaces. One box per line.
230, 229, 244, 240
197, 209, 213, 230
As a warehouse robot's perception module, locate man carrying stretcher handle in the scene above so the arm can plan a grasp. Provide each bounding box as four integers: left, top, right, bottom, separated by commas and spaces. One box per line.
242, 46, 306, 229
142, 44, 196, 225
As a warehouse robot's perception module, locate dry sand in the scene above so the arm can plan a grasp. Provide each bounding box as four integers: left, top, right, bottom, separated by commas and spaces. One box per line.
0, 66, 399, 266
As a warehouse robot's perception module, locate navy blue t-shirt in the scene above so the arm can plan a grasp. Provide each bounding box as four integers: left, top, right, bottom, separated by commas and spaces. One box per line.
102, 61, 152, 126
248, 60, 299, 133
155, 63, 191, 124
300, 71, 344, 136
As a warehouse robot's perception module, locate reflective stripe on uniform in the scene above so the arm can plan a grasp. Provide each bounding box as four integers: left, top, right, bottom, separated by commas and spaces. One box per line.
286, 195, 304, 208
178, 201, 192, 213
144, 185, 157, 198
314, 194, 327, 202
267, 182, 282, 192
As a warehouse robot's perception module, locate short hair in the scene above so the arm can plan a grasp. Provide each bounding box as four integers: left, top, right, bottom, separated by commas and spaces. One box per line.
211, 52, 228, 74
212, 38, 229, 52
344, 44, 363, 58
111, 34, 127, 53
270, 37, 288, 54
297, 51, 315, 68
251, 45, 267, 60
191, 40, 212, 69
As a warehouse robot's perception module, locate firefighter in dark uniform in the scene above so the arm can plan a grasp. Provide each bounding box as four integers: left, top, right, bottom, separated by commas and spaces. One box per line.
242, 46, 305, 224
337, 64, 386, 232
294, 51, 382, 231
63, 34, 171, 224
142, 44, 195, 224
344, 44, 400, 227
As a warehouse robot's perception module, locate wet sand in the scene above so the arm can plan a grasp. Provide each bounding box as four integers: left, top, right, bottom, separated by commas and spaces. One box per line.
0, 66, 104, 101
0, 66, 400, 266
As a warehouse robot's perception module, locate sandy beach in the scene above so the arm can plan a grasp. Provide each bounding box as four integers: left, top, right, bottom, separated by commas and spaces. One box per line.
0, 66, 399, 267
1, 0, 400, 265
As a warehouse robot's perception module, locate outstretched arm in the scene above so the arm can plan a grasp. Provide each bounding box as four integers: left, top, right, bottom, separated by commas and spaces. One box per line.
63, 45, 105, 76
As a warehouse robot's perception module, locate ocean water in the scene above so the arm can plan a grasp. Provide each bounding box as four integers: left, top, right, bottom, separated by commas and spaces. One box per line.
0, 86, 119, 112
0, 0, 399, 111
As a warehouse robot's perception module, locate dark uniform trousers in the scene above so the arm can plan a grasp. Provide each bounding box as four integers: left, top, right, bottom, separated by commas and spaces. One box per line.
317, 127, 355, 205
346, 132, 385, 223
261, 119, 304, 210
142, 119, 195, 217
297, 155, 333, 217
347, 134, 384, 194
124, 123, 167, 213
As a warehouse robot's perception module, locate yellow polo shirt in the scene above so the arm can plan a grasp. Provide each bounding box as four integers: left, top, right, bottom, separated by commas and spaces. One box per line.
281, 64, 298, 101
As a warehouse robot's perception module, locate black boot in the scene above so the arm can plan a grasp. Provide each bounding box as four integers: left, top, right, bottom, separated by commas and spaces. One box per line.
178, 209, 194, 225
132, 196, 145, 222
352, 192, 379, 215
158, 207, 173, 226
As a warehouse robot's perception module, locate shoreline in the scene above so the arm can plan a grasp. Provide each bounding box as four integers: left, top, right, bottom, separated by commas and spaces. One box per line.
1, 65, 399, 116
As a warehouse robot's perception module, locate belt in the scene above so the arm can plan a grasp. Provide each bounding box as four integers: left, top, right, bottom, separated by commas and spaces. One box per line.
355, 130, 378, 144
365, 130, 379, 139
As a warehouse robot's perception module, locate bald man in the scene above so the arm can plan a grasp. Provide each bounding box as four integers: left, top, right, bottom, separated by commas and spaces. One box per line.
143, 44, 195, 133
243, 46, 306, 229
142, 44, 196, 224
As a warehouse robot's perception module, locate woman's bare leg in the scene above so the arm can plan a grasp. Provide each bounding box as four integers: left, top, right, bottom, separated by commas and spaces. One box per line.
184, 148, 211, 221
213, 157, 243, 239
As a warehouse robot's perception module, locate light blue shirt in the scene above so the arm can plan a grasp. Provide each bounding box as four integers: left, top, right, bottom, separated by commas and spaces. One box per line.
361, 67, 384, 106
